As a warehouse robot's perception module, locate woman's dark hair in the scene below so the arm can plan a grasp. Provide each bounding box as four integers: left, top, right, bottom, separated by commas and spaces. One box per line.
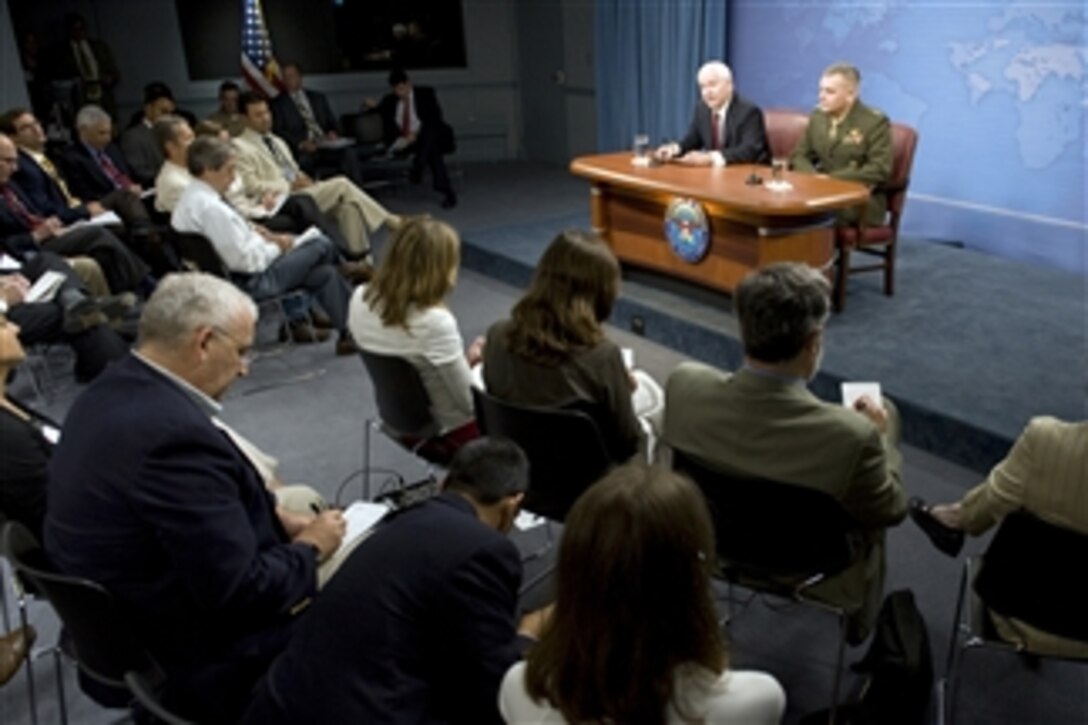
505, 229, 619, 366
524, 463, 726, 724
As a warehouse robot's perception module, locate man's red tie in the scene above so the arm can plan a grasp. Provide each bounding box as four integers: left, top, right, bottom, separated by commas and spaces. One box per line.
97, 150, 133, 189
401, 96, 411, 137
711, 112, 721, 150
1, 185, 43, 229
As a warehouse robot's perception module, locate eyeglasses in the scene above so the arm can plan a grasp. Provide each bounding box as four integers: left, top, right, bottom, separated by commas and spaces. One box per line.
211, 326, 254, 364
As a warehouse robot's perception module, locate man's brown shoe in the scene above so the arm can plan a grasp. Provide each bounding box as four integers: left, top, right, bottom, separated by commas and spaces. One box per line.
335, 334, 359, 356
309, 309, 335, 330
339, 261, 374, 286
0, 625, 37, 686
278, 321, 332, 344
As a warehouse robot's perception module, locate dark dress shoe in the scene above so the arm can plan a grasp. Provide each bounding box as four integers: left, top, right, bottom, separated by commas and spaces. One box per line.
440, 193, 458, 209
339, 261, 375, 286
279, 321, 332, 344
335, 334, 359, 356
309, 309, 335, 330
62, 298, 108, 335
0, 625, 37, 686
909, 497, 965, 557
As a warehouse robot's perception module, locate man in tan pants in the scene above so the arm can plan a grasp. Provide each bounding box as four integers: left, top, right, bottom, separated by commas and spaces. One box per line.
233, 93, 401, 260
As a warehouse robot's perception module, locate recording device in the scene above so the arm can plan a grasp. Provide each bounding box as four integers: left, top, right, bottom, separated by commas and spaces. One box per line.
745, 172, 764, 185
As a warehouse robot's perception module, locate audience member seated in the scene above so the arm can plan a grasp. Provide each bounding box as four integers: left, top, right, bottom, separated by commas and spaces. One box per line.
788, 63, 892, 227
500, 463, 786, 724
1, 107, 112, 227
233, 92, 400, 260
920, 416, 1088, 658
0, 299, 59, 542
45, 272, 346, 723
0, 132, 152, 295
242, 437, 548, 725
348, 218, 480, 461
663, 262, 907, 643
160, 117, 361, 272
0, 251, 128, 383
370, 68, 458, 208
171, 137, 357, 354
483, 229, 662, 463
270, 63, 349, 178
207, 80, 247, 137
58, 105, 168, 271
119, 81, 177, 187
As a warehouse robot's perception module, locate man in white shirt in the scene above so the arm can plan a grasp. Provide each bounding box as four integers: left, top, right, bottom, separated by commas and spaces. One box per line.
171, 136, 357, 355
234, 93, 400, 260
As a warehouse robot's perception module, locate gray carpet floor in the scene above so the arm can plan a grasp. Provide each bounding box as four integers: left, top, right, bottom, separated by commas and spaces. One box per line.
1, 163, 1085, 724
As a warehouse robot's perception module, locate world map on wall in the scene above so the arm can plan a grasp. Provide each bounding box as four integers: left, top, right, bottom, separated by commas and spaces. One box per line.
735, 1, 1086, 230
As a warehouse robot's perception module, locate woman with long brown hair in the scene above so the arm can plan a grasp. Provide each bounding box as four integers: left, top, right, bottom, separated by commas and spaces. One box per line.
482, 229, 661, 462
348, 218, 480, 459
500, 464, 785, 724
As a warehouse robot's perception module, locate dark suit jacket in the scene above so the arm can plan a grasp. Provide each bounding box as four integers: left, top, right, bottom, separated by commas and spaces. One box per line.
0, 180, 47, 258
678, 93, 771, 165
243, 492, 523, 725
270, 88, 338, 153
119, 122, 163, 187
45, 354, 317, 722
376, 85, 455, 154
14, 150, 89, 225
59, 141, 136, 202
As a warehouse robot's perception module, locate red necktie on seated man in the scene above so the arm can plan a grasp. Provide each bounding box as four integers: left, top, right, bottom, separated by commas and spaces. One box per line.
96, 149, 133, 189
401, 96, 411, 138
1, 185, 43, 229
711, 112, 721, 151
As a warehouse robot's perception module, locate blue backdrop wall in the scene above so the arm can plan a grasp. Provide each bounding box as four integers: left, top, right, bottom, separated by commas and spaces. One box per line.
728, 1, 1086, 275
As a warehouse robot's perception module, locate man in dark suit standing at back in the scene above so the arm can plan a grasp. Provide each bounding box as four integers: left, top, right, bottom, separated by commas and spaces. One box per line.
242, 437, 549, 725
372, 68, 458, 208
655, 60, 770, 167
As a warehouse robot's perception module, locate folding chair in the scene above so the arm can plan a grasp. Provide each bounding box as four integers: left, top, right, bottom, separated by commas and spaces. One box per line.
1, 521, 194, 725
941, 509, 1088, 724
672, 449, 860, 724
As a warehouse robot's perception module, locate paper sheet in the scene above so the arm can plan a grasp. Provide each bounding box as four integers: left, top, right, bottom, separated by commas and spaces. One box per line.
841, 381, 884, 410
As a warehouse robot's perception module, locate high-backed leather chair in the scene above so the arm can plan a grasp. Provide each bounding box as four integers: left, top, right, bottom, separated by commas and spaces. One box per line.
763, 108, 810, 161
834, 122, 919, 310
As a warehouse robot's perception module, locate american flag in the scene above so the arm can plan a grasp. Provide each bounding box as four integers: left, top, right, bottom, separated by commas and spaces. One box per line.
241, 0, 282, 97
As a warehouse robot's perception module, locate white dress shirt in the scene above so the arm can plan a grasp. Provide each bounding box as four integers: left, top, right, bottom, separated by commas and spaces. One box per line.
171, 178, 281, 274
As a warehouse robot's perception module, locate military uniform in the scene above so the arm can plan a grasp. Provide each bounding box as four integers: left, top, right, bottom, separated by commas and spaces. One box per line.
790, 101, 892, 226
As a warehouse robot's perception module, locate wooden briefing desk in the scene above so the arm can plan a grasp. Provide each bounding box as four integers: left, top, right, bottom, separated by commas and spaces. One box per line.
569, 152, 869, 294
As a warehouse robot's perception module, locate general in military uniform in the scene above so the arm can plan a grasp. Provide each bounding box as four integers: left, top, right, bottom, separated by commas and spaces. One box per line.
790, 63, 892, 226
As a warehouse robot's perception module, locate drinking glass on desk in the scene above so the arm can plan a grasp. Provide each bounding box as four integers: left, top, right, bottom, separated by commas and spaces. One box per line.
633, 133, 650, 160
772, 158, 788, 181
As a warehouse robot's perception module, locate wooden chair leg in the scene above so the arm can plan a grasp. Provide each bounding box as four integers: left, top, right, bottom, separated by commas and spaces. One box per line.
834, 244, 850, 312
884, 238, 897, 297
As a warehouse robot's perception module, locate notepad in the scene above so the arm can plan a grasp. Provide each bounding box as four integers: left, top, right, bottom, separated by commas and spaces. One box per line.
841, 381, 884, 411
292, 225, 324, 248
25, 271, 67, 303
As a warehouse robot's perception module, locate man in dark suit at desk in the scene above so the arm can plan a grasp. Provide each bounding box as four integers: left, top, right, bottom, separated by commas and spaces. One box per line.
45, 272, 345, 724
242, 437, 548, 725
372, 68, 458, 208
655, 60, 770, 167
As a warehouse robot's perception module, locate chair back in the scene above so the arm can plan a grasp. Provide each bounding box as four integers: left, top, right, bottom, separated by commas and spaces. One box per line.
672, 449, 857, 579
472, 387, 612, 521
974, 509, 1088, 642
763, 108, 810, 160
1, 521, 159, 690
169, 231, 231, 279
886, 123, 919, 220
358, 349, 439, 439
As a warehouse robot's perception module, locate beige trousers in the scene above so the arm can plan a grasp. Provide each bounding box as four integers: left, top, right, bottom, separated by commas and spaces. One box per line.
66, 256, 111, 297
301, 176, 392, 256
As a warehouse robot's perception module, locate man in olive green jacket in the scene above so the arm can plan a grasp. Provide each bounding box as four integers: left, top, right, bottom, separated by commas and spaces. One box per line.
790, 63, 892, 226
663, 263, 906, 643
